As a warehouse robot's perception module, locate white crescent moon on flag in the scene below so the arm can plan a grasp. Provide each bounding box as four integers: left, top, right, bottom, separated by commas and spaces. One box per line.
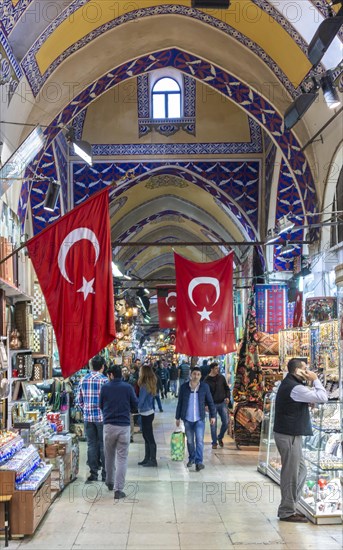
165, 291, 177, 306
188, 277, 220, 306
58, 228, 100, 284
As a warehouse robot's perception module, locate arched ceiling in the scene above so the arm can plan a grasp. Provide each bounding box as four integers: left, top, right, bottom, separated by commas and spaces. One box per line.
0, 1, 342, 330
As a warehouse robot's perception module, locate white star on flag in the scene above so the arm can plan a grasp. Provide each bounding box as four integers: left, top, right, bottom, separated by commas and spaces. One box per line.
197, 307, 212, 321
77, 277, 95, 300
170, 305, 176, 312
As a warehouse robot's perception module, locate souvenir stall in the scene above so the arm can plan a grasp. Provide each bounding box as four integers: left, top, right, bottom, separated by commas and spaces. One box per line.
258, 288, 342, 524
232, 293, 264, 448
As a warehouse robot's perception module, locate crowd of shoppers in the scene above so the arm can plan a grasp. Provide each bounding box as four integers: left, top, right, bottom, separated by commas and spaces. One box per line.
77, 356, 233, 499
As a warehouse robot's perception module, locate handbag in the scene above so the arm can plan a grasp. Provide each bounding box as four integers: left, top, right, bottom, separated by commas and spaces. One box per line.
170, 430, 185, 461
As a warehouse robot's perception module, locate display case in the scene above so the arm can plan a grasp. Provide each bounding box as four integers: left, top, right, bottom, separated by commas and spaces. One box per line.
258, 398, 342, 524
257, 385, 278, 475
0, 433, 52, 535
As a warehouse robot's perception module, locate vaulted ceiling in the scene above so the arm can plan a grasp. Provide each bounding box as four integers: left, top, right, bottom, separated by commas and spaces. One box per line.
1, 1, 342, 300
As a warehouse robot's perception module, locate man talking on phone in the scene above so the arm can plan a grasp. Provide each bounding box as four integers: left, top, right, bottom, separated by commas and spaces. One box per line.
273, 358, 328, 522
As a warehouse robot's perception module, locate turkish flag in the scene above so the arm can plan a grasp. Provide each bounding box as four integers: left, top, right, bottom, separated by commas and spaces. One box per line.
27, 189, 115, 378
157, 286, 177, 328
293, 291, 303, 327
174, 252, 235, 356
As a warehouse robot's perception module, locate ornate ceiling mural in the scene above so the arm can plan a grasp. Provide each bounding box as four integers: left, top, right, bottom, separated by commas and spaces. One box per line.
3, 0, 340, 287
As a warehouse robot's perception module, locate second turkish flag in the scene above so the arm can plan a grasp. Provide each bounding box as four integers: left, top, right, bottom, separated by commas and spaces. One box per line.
174, 252, 235, 356
157, 286, 177, 328
27, 189, 116, 378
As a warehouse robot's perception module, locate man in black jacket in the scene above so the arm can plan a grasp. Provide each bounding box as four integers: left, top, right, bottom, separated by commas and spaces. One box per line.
274, 358, 327, 523
205, 362, 231, 449
100, 365, 138, 500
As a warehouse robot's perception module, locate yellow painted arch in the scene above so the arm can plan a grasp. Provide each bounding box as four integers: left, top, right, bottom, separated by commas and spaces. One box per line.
35, 0, 311, 87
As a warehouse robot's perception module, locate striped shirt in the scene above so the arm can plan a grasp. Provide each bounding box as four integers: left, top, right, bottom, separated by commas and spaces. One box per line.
77, 371, 108, 422
185, 382, 200, 422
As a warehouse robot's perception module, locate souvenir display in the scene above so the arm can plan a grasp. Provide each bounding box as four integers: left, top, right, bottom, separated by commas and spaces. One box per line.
0, 432, 52, 535
278, 327, 311, 369
305, 297, 337, 324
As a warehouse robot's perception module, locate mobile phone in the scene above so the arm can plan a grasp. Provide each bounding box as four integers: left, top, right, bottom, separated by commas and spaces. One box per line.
295, 369, 307, 380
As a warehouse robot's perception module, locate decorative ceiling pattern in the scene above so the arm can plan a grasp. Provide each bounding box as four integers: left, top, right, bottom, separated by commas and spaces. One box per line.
92, 116, 262, 156
0, 30, 22, 100
32, 47, 317, 218
8, 2, 337, 285
274, 159, 305, 272
53, 133, 68, 213
71, 160, 260, 237
19, 2, 315, 97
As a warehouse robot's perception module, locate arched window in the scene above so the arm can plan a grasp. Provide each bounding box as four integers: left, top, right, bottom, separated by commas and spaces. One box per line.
152, 78, 181, 119
330, 167, 343, 246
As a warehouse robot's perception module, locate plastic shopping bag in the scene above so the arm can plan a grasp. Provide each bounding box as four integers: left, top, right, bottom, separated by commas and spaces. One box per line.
170, 430, 185, 461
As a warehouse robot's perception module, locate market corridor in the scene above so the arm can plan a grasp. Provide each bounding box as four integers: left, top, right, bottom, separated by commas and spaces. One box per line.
10, 399, 342, 550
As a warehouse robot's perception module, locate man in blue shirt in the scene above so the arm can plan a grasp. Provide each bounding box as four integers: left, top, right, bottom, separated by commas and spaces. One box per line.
175, 367, 216, 471
77, 355, 108, 483
100, 365, 138, 499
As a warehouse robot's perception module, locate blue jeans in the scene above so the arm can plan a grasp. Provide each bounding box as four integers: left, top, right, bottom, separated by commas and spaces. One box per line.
210, 402, 229, 445
184, 419, 205, 464
170, 380, 178, 395
85, 421, 105, 479
153, 394, 163, 412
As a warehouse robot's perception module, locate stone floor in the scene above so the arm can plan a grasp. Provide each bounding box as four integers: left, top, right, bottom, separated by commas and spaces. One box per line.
7, 398, 342, 550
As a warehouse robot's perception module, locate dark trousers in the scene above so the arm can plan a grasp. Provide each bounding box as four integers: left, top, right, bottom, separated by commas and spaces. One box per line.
161, 379, 169, 397
141, 413, 157, 462
84, 421, 105, 479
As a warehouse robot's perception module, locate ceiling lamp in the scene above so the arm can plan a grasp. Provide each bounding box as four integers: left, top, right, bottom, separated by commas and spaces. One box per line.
265, 228, 280, 244
307, 2, 343, 67
192, 1, 230, 7
72, 140, 92, 166
278, 215, 295, 235
0, 126, 46, 197
321, 70, 341, 109
112, 262, 124, 277
284, 89, 318, 130
44, 179, 61, 212
66, 127, 93, 166
279, 242, 295, 256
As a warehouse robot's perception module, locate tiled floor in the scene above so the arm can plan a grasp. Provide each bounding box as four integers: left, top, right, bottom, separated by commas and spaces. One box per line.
7, 398, 342, 550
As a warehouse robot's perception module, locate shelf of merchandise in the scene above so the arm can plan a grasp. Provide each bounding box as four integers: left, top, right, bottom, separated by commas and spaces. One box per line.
0, 277, 32, 302
258, 396, 342, 524
7, 348, 33, 428
314, 320, 340, 399
278, 327, 311, 370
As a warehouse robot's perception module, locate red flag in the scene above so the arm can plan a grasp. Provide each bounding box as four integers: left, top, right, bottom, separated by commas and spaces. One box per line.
157, 286, 177, 328
27, 189, 115, 377
174, 252, 235, 356
293, 291, 303, 327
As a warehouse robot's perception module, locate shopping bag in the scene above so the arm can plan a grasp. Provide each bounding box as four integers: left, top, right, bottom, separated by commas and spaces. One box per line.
171, 431, 185, 461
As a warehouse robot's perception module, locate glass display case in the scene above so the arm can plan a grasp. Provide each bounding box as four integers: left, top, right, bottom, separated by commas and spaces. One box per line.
257, 384, 278, 475
258, 398, 342, 524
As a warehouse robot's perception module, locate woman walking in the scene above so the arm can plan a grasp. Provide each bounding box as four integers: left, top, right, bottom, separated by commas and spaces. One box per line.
138, 364, 158, 467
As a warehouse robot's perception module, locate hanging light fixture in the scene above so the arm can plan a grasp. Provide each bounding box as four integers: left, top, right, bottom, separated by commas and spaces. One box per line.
321, 70, 341, 109
279, 242, 295, 256
277, 215, 295, 235
44, 179, 61, 211
307, 2, 343, 67
65, 127, 93, 166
